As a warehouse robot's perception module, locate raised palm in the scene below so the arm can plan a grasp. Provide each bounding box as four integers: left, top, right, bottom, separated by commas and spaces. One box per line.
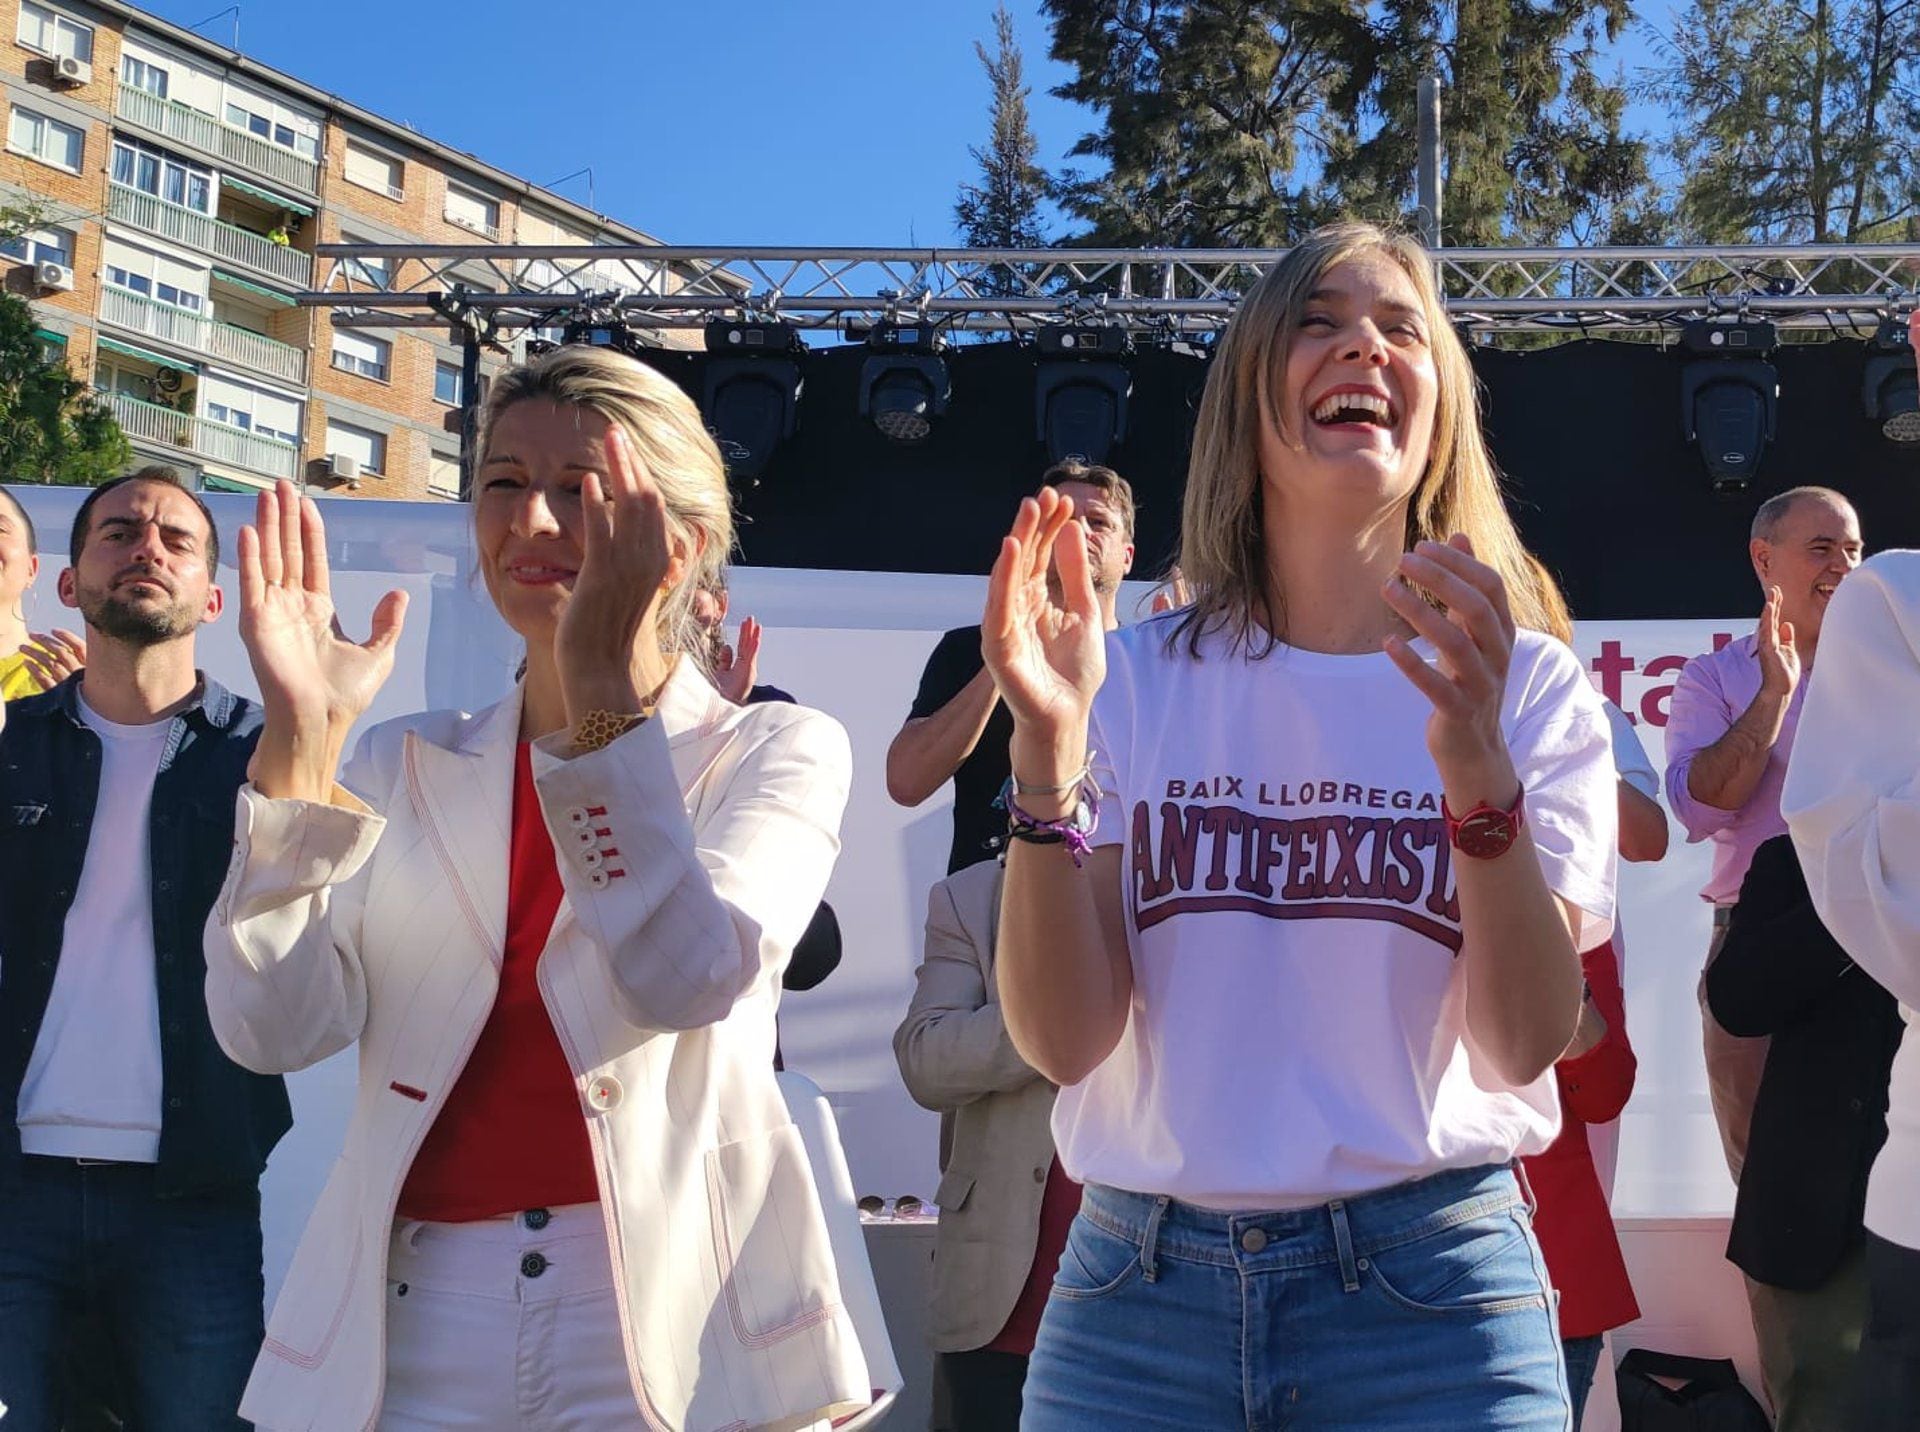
1756, 585, 1800, 698
238, 482, 406, 734
982, 488, 1105, 736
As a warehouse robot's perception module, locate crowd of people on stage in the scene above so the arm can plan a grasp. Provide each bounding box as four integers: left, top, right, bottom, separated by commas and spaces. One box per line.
0, 220, 1916, 1431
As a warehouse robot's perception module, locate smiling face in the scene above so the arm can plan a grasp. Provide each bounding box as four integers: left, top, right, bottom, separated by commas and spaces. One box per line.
1752, 494, 1863, 643
474, 398, 613, 644
1261, 251, 1440, 522
59, 479, 220, 645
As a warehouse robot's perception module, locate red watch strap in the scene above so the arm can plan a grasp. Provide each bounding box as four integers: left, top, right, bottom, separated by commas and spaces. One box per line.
1441, 790, 1527, 857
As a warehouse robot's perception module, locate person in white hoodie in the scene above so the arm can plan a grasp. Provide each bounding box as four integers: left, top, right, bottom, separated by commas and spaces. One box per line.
1780, 546, 1920, 1432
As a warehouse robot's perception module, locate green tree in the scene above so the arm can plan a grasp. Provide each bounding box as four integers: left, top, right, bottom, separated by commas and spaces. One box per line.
0, 199, 131, 485
1330, 0, 1654, 246
1042, 0, 1657, 249
1043, 0, 1358, 247
956, 4, 1052, 255
1646, 0, 1920, 244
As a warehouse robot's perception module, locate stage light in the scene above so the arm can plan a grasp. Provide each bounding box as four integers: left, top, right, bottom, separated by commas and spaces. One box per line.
1034, 324, 1132, 465
702, 320, 802, 482
858, 322, 950, 444
1862, 317, 1920, 444
1677, 319, 1778, 494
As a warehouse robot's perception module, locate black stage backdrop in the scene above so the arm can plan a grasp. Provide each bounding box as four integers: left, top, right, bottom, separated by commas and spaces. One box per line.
639, 338, 1920, 620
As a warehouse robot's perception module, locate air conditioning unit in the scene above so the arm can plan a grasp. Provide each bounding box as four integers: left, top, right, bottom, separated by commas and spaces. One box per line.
323, 453, 359, 482
53, 55, 90, 86
33, 261, 74, 293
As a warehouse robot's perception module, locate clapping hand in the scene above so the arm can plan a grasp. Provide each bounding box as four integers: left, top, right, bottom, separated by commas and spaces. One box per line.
981, 488, 1105, 798
1381, 534, 1519, 786
554, 424, 675, 722
712, 615, 762, 705
1755, 585, 1800, 699
238, 482, 407, 800
16, 628, 84, 689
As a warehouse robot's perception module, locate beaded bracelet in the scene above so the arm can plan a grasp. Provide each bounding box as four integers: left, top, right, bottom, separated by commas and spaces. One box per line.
996, 775, 1100, 868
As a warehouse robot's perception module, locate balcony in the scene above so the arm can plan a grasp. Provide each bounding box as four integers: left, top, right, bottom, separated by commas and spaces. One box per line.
103, 390, 299, 482
107, 183, 312, 288
100, 287, 307, 385
115, 83, 319, 196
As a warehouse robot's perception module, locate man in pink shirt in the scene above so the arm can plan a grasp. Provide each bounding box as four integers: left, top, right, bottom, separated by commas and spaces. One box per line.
1665, 485, 1864, 1183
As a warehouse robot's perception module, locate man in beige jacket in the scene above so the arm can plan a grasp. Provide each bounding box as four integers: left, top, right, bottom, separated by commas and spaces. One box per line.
894, 857, 1081, 1430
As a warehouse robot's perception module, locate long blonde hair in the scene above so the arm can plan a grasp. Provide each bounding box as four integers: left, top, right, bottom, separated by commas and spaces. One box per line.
478, 345, 734, 662
1171, 221, 1564, 656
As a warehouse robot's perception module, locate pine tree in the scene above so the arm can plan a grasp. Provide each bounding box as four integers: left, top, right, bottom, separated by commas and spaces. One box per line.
956, 3, 1052, 269
1041, 0, 1656, 249
1329, 0, 1655, 246
1646, 0, 1920, 245
1043, 0, 1354, 247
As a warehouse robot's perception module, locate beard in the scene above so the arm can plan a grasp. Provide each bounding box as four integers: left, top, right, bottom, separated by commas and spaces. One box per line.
76, 576, 200, 645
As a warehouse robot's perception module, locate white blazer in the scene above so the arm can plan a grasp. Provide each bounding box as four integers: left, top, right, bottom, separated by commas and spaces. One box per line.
204, 662, 871, 1432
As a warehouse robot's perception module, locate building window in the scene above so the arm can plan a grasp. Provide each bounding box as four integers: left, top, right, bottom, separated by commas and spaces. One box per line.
330, 330, 391, 382
343, 141, 403, 200
433, 360, 466, 406
0, 226, 72, 268
112, 139, 212, 213
206, 391, 299, 447
339, 233, 390, 288
444, 184, 500, 239
326, 420, 386, 475
120, 54, 168, 98
35, 329, 65, 364
224, 98, 319, 160
428, 451, 461, 499
17, 2, 93, 62
106, 263, 204, 312
9, 106, 83, 173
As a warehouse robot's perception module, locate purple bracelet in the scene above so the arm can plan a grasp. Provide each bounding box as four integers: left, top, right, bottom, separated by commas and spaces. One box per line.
999, 778, 1100, 868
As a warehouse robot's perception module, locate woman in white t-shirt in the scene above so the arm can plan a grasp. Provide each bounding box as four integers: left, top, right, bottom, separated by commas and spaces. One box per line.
981, 221, 1617, 1429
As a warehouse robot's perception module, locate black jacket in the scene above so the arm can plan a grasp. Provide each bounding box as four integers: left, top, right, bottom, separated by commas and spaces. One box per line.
1708, 834, 1904, 1289
0, 674, 289, 1199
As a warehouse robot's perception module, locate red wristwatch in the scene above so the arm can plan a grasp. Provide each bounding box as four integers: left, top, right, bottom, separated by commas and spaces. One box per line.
1442, 790, 1526, 859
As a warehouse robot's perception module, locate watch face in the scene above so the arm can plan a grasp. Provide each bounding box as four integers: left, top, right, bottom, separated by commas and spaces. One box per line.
1455, 811, 1517, 859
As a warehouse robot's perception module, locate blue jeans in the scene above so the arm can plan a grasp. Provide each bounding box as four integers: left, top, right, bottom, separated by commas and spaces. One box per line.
0, 1156, 261, 1430
1561, 1333, 1604, 1428
1023, 1164, 1572, 1430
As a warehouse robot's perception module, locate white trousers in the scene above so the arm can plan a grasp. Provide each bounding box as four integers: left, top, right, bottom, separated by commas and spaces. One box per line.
376, 1202, 643, 1431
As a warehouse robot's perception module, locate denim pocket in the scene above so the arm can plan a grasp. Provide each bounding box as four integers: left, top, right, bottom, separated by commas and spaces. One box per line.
1360, 1206, 1548, 1317
1051, 1214, 1145, 1302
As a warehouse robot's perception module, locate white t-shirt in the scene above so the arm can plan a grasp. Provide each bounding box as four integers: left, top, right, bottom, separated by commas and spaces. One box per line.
17, 693, 171, 1162
1055, 613, 1618, 1210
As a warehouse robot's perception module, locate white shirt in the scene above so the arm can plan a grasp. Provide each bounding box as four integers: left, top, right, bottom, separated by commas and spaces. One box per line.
17, 692, 171, 1162
1781, 552, 1920, 1249
1055, 614, 1618, 1210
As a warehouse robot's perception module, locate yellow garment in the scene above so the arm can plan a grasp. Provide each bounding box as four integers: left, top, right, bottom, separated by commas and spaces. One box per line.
0, 649, 45, 699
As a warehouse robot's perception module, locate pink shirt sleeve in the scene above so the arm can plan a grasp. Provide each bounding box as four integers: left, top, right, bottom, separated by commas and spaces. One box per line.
1663, 653, 1742, 841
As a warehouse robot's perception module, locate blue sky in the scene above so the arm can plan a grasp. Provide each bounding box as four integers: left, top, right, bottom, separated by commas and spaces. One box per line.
138, 1, 1672, 248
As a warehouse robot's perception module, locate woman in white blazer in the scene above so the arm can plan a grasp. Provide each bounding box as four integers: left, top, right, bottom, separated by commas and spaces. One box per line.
202, 346, 870, 1432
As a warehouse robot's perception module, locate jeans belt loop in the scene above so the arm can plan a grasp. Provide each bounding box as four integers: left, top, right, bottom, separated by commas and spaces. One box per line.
1139, 1194, 1169, 1283
1328, 1198, 1361, 1293
1511, 1157, 1540, 1217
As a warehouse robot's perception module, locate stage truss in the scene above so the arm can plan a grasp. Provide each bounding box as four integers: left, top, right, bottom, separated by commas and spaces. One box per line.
304, 242, 1920, 340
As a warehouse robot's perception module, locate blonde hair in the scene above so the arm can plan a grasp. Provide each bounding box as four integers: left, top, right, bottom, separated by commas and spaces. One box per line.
1172, 221, 1564, 656
479, 345, 734, 663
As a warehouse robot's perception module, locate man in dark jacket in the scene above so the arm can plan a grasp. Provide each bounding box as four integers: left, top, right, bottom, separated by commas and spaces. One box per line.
1708, 832, 1903, 1432
0, 470, 288, 1429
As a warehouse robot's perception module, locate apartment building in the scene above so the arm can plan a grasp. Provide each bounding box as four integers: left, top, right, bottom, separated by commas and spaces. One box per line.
0, 0, 690, 500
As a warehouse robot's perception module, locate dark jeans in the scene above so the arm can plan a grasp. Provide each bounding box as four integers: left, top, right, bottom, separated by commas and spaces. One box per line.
1853, 1231, 1920, 1432
0, 1156, 261, 1431
940, 1347, 1029, 1431
1562, 1333, 1604, 1429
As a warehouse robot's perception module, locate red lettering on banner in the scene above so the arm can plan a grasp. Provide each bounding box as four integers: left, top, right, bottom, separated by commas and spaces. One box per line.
1639, 653, 1689, 728
1593, 640, 1636, 710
